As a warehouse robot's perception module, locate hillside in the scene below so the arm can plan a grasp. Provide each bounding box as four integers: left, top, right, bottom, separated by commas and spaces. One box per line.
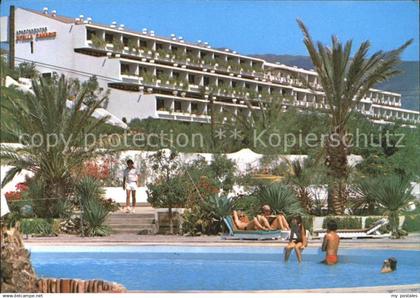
252, 54, 419, 111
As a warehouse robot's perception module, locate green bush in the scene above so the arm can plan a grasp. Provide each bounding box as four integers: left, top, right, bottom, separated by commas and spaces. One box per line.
322, 216, 362, 229
402, 215, 420, 232
258, 184, 304, 216
20, 218, 54, 236
75, 177, 110, 236
302, 216, 313, 233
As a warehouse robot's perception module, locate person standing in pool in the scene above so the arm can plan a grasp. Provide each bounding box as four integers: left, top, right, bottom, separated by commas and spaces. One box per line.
284, 215, 307, 263
122, 159, 140, 213
321, 220, 340, 265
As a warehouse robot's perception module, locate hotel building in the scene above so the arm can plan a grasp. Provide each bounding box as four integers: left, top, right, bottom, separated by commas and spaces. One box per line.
1, 7, 419, 125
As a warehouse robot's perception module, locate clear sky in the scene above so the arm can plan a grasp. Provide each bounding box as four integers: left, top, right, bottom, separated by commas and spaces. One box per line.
1, 0, 419, 60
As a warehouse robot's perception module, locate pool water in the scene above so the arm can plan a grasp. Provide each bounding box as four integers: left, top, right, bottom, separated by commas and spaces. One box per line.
29, 246, 420, 291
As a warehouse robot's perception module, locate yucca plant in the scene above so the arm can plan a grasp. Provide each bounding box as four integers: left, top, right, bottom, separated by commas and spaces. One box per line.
203, 195, 234, 233
373, 176, 414, 238
258, 184, 304, 216
353, 178, 381, 215
75, 176, 110, 236
297, 20, 412, 214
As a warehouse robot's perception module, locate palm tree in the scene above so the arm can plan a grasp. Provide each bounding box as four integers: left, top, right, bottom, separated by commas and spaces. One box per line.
373, 176, 413, 238
1, 75, 110, 205
282, 158, 313, 213
297, 20, 412, 214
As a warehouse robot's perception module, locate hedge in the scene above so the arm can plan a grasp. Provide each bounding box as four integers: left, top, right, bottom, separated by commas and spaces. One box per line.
20, 218, 60, 236
402, 215, 420, 232
322, 216, 362, 229
302, 216, 313, 233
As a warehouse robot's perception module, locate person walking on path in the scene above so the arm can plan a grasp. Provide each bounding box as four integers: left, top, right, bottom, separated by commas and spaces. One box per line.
122, 159, 140, 213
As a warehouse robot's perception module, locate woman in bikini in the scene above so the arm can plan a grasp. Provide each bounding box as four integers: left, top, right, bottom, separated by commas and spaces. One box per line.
232, 210, 267, 230
284, 214, 307, 263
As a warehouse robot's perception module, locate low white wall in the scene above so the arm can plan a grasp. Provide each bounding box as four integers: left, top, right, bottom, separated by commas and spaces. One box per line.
104, 186, 148, 204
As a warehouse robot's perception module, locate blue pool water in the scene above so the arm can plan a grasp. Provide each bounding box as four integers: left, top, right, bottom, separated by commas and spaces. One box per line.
29, 246, 420, 291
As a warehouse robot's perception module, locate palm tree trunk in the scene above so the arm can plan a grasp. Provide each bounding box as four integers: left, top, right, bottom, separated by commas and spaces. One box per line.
389, 211, 400, 238
326, 130, 349, 215
297, 187, 312, 213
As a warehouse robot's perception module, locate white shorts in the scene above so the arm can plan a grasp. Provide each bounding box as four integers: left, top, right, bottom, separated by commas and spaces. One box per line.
126, 182, 137, 191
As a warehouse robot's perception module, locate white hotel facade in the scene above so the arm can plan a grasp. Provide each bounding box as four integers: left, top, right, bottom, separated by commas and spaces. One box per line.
2, 7, 419, 125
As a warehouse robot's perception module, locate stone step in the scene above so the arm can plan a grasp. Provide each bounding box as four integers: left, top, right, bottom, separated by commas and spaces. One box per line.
108, 213, 155, 219
116, 202, 151, 207
105, 219, 155, 225
110, 227, 154, 234
107, 223, 155, 229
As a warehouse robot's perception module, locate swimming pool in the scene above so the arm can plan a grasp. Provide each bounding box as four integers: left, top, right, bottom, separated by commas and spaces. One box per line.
28, 245, 420, 291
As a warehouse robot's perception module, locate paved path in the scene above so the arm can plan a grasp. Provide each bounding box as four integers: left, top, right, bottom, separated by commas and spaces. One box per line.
24, 233, 420, 250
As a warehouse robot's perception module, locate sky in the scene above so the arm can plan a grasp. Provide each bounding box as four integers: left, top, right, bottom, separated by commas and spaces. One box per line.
1, 0, 419, 61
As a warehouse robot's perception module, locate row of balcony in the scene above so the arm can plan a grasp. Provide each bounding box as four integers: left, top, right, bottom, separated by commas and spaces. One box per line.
88, 35, 265, 77
87, 37, 328, 90
121, 72, 300, 105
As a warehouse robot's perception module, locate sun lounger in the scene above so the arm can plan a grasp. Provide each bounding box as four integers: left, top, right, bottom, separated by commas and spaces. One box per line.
221, 216, 290, 240
313, 218, 390, 239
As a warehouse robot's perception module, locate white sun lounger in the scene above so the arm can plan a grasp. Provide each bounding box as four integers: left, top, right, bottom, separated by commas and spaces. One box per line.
313, 218, 390, 239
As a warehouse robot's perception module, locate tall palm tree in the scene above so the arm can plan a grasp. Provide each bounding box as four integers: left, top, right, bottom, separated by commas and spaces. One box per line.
1, 75, 110, 201
297, 20, 412, 214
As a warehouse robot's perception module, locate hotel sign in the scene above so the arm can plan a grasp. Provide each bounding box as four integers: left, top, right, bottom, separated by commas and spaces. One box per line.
16, 27, 57, 41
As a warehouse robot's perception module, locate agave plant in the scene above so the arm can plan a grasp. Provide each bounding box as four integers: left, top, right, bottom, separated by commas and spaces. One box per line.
258, 184, 304, 216
75, 177, 110, 236
373, 176, 414, 238
203, 195, 234, 233
204, 195, 234, 220
352, 178, 381, 215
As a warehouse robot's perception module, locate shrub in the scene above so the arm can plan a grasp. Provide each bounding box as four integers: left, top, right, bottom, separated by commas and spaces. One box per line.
20, 218, 54, 236
75, 177, 110, 236
322, 216, 362, 229
258, 184, 304, 216
302, 215, 314, 233
112, 38, 124, 52
402, 215, 420, 232
91, 34, 106, 49
202, 195, 234, 233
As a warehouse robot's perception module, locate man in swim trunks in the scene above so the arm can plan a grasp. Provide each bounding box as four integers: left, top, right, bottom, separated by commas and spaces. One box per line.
258, 205, 290, 230
321, 220, 340, 265
232, 210, 267, 230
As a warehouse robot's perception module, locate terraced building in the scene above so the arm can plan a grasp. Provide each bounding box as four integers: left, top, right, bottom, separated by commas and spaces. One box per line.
2, 6, 419, 125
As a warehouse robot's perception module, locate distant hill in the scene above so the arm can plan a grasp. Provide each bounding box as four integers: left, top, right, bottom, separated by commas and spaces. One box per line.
252, 54, 419, 112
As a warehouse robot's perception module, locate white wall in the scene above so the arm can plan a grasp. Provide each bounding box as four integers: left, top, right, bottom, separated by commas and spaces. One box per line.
14, 9, 160, 122
0, 16, 8, 42
106, 90, 157, 121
